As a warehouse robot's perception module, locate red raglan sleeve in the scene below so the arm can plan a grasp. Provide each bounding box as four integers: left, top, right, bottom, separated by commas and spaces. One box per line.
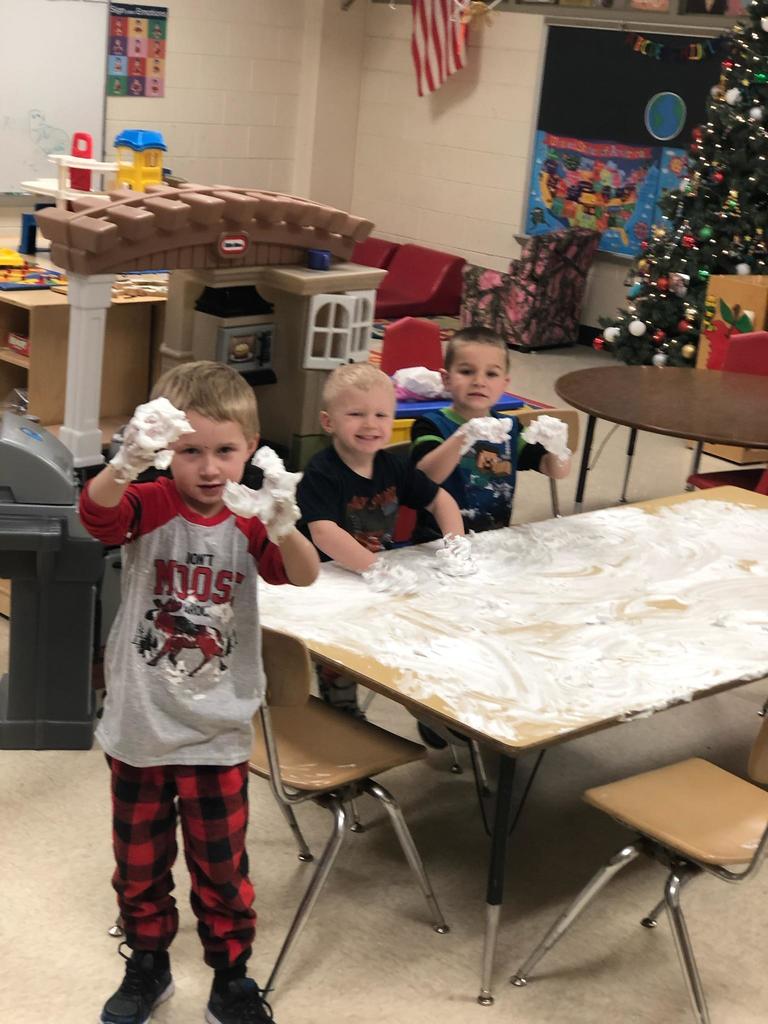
79, 478, 176, 546
243, 517, 290, 585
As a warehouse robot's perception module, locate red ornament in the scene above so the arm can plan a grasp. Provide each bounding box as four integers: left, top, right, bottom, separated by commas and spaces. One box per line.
712, 171, 724, 184
721, 59, 734, 71
677, 319, 691, 333
652, 329, 666, 344
692, 127, 703, 140
657, 276, 669, 290
681, 234, 695, 248
593, 337, 605, 351
640, 240, 649, 251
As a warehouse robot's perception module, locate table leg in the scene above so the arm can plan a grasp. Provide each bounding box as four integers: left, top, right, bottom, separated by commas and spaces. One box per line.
574, 415, 596, 513
686, 441, 704, 490
477, 754, 517, 1006
619, 428, 638, 504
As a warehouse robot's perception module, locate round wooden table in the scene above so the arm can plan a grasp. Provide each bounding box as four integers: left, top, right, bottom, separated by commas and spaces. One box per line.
555, 366, 768, 509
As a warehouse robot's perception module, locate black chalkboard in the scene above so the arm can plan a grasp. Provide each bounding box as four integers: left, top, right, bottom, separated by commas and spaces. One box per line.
538, 27, 718, 147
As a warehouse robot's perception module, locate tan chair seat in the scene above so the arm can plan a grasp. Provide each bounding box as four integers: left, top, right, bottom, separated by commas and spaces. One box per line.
251, 695, 426, 791
585, 758, 768, 866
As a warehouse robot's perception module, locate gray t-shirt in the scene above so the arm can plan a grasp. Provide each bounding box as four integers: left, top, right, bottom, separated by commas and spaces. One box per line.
80, 477, 288, 767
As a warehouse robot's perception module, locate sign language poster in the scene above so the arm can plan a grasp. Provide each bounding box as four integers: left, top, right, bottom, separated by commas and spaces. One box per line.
108, 4, 168, 98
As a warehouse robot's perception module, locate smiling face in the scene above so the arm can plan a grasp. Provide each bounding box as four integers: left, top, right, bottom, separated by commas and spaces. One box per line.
170, 411, 257, 516
442, 342, 510, 420
320, 384, 395, 470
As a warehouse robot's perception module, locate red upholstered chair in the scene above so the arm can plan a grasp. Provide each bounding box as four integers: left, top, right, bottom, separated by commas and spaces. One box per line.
375, 244, 465, 319
687, 331, 768, 492
352, 236, 400, 269
379, 317, 443, 376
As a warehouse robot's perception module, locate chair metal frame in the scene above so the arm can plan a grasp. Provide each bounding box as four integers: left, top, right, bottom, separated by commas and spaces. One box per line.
253, 630, 449, 994
510, 720, 768, 1024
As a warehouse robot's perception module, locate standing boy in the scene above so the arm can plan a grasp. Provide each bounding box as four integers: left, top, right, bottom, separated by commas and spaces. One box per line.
80, 361, 319, 1024
296, 363, 464, 713
411, 327, 571, 541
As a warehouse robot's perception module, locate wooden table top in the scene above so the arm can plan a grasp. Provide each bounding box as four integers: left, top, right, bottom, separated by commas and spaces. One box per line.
260, 487, 768, 757
555, 365, 768, 449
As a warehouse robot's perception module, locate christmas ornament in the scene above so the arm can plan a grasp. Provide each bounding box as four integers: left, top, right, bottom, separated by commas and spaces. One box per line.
652, 353, 668, 367
593, 337, 605, 351
755, 72, 768, 84
681, 344, 696, 360
628, 319, 647, 337
725, 87, 742, 105
677, 319, 691, 333
712, 171, 724, 184
698, 269, 711, 281
750, 106, 764, 121
652, 329, 666, 344
699, 227, 713, 240
721, 59, 734, 72
762, 15, 768, 31
657, 276, 669, 290
628, 283, 642, 298
681, 234, 695, 248
602, 326, 620, 342
736, 262, 751, 274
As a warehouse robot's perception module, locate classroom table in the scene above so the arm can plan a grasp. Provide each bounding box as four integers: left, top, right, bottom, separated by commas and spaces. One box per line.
258, 486, 768, 1004
555, 365, 768, 510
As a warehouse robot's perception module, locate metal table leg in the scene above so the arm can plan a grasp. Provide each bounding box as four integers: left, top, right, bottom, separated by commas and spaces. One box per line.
477, 754, 517, 1006
573, 415, 596, 513
686, 441, 704, 490
619, 428, 638, 504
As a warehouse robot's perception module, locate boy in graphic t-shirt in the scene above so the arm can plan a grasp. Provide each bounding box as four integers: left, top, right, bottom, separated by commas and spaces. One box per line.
80, 361, 319, 1024
297, 363, 463, 714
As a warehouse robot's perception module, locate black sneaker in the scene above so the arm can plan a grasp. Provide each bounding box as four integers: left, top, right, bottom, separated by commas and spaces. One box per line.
100, 944, 174, 1024
205, 978, 274, 1024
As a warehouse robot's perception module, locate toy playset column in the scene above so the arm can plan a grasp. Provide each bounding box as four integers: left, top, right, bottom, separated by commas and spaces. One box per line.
58, 273, 115, 467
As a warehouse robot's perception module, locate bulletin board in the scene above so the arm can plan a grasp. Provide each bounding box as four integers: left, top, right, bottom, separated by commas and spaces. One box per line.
0, 0, 108, 195
525, 26, 720, 256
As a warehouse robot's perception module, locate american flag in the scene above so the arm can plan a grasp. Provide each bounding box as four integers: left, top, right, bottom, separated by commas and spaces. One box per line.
411, 0, 469, 97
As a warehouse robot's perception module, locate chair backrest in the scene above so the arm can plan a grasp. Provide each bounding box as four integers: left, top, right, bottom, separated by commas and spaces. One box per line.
748, 715, 768, 784
352, 236, 400, 269
385, 441, 418, 543
723, 331, 768, 377
380, 316, 443, 375
514, 407, 580, 454
261, 627, 313, 708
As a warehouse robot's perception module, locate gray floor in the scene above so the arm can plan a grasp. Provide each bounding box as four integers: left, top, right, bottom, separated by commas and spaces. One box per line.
1, 344, 766, 1024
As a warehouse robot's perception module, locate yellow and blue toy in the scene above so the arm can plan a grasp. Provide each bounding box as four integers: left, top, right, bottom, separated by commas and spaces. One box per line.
113, 129, 167, 192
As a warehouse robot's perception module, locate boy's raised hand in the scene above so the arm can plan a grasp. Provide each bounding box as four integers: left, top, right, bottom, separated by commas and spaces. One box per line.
110, 397, 192, 484
223, 447, 302, 543
457, 415, 513, 455
521, 415, 571, 462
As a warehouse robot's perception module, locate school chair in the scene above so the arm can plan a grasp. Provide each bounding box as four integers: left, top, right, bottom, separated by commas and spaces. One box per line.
513, 408, 580, 517
379, 316, 444, 376
687, 331, 768, 493
510, 712, 768, 1024
249, 627, 448, 992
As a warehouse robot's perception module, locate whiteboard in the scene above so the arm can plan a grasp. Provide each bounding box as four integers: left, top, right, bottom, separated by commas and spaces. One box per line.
0, 0, 108, 194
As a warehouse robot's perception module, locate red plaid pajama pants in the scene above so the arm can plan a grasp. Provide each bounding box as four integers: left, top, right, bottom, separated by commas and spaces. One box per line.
108, 757, 256, 970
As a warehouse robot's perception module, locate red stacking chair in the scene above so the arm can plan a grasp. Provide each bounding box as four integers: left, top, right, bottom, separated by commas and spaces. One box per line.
687, 331, 768, 492
379, 317, 443, 376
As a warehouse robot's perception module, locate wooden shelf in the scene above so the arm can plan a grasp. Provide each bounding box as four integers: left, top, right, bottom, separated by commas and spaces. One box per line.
0, 579, 9, 618
0, 347, 29, 369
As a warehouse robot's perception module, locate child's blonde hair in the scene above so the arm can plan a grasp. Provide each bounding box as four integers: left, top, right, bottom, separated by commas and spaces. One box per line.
151, 361, 260, 439
321, 363, 394, 409
445, 327, 510, 372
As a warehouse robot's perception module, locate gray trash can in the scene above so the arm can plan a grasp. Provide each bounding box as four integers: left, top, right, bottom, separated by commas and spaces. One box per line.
0, 412, 103, 749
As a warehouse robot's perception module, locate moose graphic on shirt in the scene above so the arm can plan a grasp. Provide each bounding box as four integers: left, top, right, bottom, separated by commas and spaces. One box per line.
143, 597, 228, 677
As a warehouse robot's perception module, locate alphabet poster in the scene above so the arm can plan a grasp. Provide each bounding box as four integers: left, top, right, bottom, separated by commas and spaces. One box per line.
107, 4, 168, 98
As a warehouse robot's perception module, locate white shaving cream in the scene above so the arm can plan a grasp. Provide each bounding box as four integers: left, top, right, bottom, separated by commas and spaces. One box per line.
259, 501, 768, 744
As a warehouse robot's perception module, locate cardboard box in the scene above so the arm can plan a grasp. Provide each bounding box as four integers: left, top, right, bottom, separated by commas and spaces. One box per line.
696, 276, 768, 464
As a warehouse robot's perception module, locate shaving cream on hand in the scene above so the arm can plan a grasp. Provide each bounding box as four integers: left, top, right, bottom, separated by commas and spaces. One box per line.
457, 416, 512, 456
521, 415, 571, 462
110, 397, 193, 484
435, 533, 477, 577
223, 446, 302, 543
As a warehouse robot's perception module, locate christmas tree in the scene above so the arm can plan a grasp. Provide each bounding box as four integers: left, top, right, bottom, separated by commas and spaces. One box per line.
600, 10, 768, 367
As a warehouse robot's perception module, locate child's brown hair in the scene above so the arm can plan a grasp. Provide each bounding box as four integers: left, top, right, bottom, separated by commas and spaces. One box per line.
151, 361, 260, 439
444, 326, 510, 372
